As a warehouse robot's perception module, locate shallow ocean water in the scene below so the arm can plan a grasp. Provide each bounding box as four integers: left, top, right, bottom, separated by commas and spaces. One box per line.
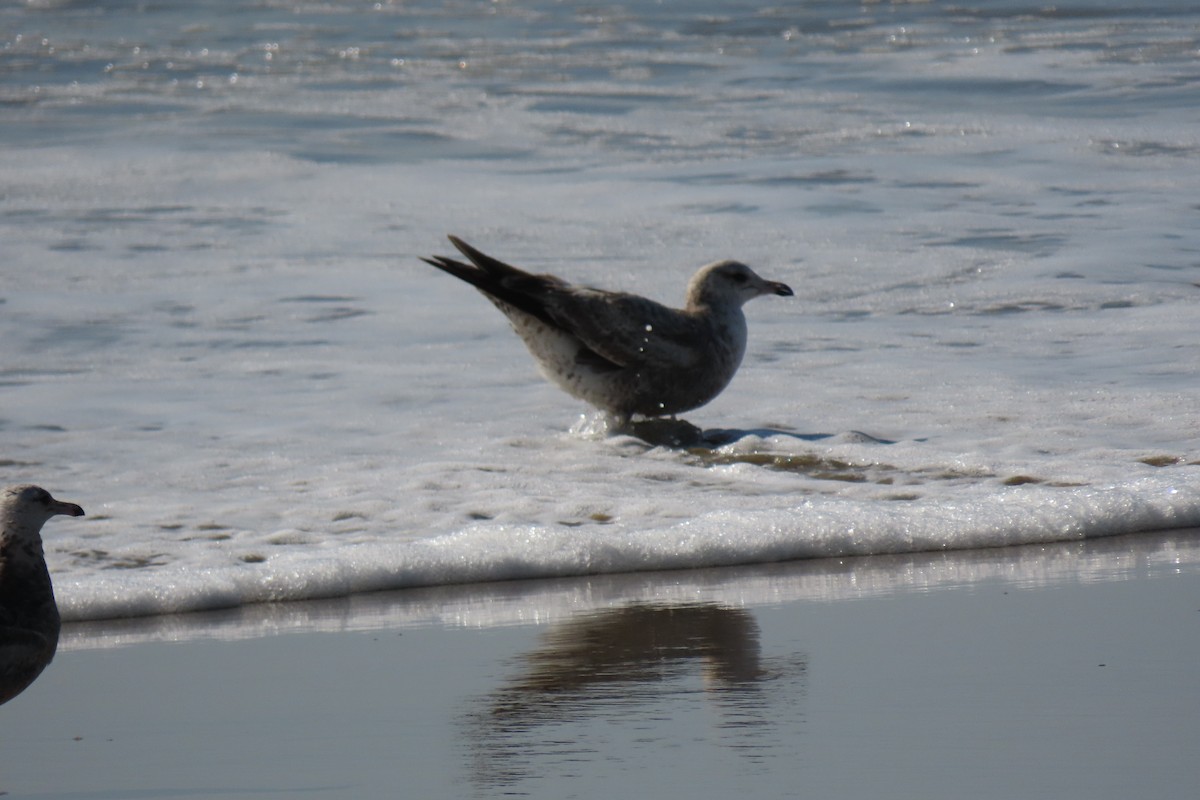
1, 0, 1199, 619
2, 530, 1198, 799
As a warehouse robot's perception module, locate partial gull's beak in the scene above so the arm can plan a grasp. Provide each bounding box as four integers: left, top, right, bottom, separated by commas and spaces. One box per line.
769, 281, 794, 297
52, 500, 85, 518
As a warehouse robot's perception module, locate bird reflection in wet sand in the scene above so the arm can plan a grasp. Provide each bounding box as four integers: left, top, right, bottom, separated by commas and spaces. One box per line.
1, 485, 85, 706
461, 603, 807, 790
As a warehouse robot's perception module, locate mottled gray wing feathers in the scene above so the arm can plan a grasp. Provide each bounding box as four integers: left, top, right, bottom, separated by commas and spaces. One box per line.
539, 290, 704, 371
426, 236, 704, 371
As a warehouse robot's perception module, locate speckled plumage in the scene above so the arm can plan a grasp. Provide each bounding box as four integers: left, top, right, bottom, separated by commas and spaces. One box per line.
421, 236, 793, 421
0, 484, 84, 706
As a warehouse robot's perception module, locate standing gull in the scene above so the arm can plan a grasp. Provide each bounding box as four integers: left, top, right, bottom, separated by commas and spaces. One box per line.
0, 484, 84, 706
421, 236, 793, 422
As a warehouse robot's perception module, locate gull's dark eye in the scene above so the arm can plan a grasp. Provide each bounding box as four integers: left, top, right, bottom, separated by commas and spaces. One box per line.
731, 272, 749, 284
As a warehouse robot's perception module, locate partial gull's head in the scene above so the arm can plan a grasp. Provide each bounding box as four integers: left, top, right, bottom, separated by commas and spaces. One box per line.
1, 484, 85, 553
685, 260, 794, 311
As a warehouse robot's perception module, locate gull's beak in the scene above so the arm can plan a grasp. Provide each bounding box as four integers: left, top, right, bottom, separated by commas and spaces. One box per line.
51, 500, 85, 518
769, 281, 794, 297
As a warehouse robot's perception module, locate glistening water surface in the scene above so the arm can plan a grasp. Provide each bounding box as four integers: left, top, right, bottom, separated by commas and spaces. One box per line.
1, 0, 1198, 619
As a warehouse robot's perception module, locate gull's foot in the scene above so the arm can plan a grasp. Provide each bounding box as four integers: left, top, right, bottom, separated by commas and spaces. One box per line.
625, 417, 706, 448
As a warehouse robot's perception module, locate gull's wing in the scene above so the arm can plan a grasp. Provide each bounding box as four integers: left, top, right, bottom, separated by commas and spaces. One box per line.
537, 288, 705, 371
428, 236, 704, 370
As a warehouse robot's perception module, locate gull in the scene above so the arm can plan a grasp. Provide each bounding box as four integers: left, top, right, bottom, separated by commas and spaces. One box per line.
0, 484, 85, 706
421, 236, 793, 423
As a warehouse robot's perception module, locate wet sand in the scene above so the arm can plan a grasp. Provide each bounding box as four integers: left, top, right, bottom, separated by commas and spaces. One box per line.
3, 530, 1199, 799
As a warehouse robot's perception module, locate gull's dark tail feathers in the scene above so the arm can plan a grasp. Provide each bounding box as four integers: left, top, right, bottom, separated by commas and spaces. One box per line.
421, 235, 562, 326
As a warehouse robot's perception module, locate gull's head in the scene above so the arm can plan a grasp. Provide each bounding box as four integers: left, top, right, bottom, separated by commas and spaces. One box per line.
1, 485, 85, 546
686, 260, 793, 310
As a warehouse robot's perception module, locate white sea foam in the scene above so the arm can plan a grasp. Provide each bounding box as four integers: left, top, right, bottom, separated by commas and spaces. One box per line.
2, 0, 1198, 621
52, 471, 1200, 621
58, 527, 1200, 649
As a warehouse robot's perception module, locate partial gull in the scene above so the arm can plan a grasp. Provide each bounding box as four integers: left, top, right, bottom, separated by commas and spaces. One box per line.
421, 236, 793, 423
0, 484, 84, 706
